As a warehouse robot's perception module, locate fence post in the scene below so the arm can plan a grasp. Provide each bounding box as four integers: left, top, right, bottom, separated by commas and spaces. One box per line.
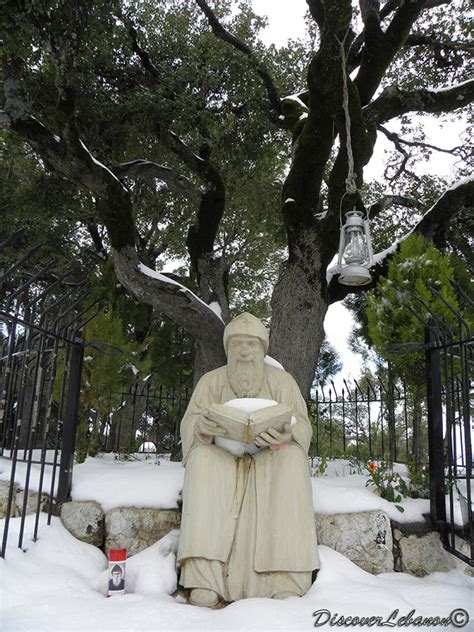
425, 325, 447, 531
387, 362, 396, 466
57, 332, 84, 502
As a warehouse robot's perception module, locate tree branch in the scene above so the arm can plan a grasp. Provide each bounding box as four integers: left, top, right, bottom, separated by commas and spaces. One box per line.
378, 124, 463, 156
121, 15, 161, 79
194, 0, 283, 120
115, 159, 202, 205
413, 177, 474, 247
159, 130, 207, 178
134, 129, 229, 319
306, 0, 325, 31
85, 220, 108, 261
112, 245, 226, 373
364, 79, 474, 127
368, 194, 419, 218
355, 0, 425, 106
406, 32, 474, 53
327, 177, 474, 303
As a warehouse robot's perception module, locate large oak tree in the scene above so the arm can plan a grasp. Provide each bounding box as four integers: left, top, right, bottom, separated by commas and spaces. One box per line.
1, 0, 473, 398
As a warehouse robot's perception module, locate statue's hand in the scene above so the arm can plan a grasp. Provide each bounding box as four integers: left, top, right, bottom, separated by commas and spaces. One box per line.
195, 411, 227, 439
254, 423, 293, 451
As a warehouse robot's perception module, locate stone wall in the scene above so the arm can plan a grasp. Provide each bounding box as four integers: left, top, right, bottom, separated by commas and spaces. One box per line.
57, 500, 473, 578
1, 482, 471, 577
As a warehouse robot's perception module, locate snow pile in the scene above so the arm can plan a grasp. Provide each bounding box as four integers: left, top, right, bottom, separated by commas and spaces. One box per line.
1, 454, 468, 525
0, 450, 60, 497
92, 529, 179, 597
71, 456, 184, 512
313, 475, 430, 523
0, 454, 451, 524
1, 514, 473, 631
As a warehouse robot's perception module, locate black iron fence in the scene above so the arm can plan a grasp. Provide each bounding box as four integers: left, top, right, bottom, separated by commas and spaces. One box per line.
425, 320, 473, 566
80, 372, 416, 466
310, 371, 414, 463
79, 382, 190, 458
388, 284, 473, 566
0, 238, 95, 557
2, 241, 471, 567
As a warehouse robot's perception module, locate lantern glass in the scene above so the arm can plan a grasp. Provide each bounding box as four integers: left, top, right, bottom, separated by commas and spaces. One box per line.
342, 225, 369, 265
337, 209, 373, 286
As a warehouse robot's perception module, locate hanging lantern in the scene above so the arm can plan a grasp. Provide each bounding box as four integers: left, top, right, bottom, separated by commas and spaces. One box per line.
337, 209, 374, 286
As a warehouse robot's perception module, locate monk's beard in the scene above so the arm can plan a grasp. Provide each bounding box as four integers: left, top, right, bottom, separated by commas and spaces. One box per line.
227, 356, 265, 398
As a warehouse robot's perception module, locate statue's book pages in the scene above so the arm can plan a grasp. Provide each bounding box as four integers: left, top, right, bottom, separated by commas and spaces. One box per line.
207, 403, 292, 444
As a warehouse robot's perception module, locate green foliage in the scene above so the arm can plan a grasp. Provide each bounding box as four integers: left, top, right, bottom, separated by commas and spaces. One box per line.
366, 234, 460, 388
311, 453, 329, 477
1, 0, 304, 319
365, 461, 405, 512
81, 306, 152, 413
313, 340, 343, 388
399, 460, 430, 500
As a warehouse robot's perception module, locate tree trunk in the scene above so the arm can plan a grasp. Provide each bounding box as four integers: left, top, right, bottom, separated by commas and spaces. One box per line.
193, 340, 226, 387
269, 261, 327, 399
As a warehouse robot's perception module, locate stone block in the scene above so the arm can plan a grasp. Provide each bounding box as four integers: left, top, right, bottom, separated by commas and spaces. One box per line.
15, 490, 49, 516
105, 507, 181, 556
60, 500, 105, 547
399, 532, 456, 576
315, 510, 393, 574
0, 480, 19, 518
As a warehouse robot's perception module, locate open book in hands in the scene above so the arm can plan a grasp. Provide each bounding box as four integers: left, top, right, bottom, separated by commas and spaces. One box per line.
206, 402, 292, 444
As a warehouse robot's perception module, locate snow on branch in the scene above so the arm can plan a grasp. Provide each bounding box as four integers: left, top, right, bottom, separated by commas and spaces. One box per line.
115, 160, 202, 205
112, 245, 225, 339
138, 263, 223, 323
413, 175, 474, 246
326, 177, 473, 303
364, 79, 474, 127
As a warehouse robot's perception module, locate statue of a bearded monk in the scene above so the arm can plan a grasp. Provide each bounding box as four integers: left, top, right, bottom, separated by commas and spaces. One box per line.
177, 313, 320, 607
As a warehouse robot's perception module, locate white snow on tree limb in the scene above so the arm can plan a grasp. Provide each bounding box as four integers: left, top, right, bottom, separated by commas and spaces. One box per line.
264, 355, 284, 370
79, 140, 124, 187
283, 93, 308, 109
429, 78, 473, 93
138, 263, 184, 287
327, 176, 472, 283
447, 173, 474, 190
284, 197, 295, 203
326, 265, 337, 285
372, 241, 400, 265
208, 301, 223, 319
138, 262, 224, 322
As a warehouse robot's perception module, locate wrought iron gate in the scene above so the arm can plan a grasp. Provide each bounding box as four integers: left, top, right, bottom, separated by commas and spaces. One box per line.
0, 239, 96, 557
425, 316, 473, 565
390, 285, 473, 566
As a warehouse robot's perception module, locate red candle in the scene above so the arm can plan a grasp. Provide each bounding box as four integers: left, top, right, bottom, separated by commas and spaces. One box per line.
108, 548, 127, 596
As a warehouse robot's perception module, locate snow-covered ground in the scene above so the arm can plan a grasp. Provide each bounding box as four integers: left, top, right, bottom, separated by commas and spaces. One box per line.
2, 453, 466, 524
1, 455, 473, 631
2, 514, 473, 631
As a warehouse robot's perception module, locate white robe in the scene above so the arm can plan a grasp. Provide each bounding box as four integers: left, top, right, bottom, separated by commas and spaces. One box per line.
177, 364, 320, 601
